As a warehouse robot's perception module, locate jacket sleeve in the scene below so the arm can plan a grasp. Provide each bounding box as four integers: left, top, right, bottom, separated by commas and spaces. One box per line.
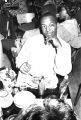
54, 37, 72, 76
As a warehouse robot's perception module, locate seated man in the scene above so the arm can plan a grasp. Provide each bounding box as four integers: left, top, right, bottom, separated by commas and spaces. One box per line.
15, 4, 72, 96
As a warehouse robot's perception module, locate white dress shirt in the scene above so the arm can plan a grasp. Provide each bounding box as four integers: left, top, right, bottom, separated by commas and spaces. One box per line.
16, 33, 72, 89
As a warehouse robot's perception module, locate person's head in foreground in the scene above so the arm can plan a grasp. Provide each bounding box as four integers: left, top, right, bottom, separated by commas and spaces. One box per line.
22, 97, 78, 120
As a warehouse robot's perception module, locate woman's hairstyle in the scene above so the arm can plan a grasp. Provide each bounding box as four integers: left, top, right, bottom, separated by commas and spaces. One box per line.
57, 3, 72, 18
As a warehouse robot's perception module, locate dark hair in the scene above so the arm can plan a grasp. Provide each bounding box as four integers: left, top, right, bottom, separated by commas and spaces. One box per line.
39, 3, 57, 25
40, 4, 57, 17
43, 98, 77, 120
40, 12, 57, 24
26, 105, 59, 120
57, 3, 72, 18
20, 98, 77, 120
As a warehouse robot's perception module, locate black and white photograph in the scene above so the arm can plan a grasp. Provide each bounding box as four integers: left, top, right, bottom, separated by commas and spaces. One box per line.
0, 0, 81, 120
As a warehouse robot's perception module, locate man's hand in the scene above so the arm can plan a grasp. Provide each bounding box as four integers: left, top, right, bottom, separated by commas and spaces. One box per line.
53, 37, 62, 48
48, 37, 62, 48
20, 62, 31, 74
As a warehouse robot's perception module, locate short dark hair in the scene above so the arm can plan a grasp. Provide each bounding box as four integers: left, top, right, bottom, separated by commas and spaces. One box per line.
40, 4, 57, 18
40, 12, 57, 24
40, 3, 57, 25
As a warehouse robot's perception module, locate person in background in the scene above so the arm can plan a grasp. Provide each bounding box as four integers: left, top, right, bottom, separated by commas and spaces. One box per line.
57, 5, 81, 48
57, 5, 81, 119
0, 13, 38, 70
15, 4, 72, 98
0, 0, 29, 69
0, 34, 11, 68
11, 12, 40, 57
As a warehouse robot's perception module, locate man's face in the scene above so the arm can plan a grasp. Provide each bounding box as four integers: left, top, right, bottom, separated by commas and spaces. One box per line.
41, 15, 57, 41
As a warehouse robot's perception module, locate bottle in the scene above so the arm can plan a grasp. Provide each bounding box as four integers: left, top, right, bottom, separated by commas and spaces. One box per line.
38, 76, 45, 98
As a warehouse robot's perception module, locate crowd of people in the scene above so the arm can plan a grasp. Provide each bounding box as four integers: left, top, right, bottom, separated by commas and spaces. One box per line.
0, 0, 81, 120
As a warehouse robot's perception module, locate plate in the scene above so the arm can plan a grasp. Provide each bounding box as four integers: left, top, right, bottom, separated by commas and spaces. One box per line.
14, 91, 36, 108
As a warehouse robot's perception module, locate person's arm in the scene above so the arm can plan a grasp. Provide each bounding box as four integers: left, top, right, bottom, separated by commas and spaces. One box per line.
69, 33, 81, 48
54, 37, 72, 76
57, 24, 72, 43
